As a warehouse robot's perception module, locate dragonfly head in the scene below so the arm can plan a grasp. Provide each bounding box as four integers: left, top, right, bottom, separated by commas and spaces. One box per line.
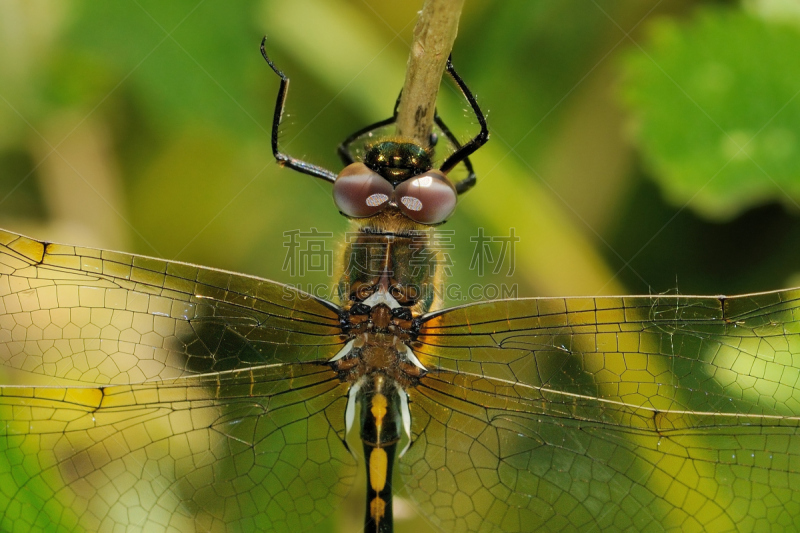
333, 139, 458, 226
363, 140, 433, 186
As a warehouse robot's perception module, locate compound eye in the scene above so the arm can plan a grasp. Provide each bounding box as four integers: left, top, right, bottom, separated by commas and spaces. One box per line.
394, 170, 457, 224
333, 163, 393, 218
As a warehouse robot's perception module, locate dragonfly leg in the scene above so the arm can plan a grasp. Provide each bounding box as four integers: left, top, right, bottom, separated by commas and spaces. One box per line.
260, 37, 337, 183
433, 110, 477, 194
438, 56, 489, 193
337, 91, 403, 166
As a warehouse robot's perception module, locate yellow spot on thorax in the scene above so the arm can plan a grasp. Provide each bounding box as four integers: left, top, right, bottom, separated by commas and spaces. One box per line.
369, 447, 388, 492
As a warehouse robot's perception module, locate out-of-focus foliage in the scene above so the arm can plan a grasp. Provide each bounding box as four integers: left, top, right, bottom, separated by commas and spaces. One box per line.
623, 8, 800, 220
2, 0, 800, 531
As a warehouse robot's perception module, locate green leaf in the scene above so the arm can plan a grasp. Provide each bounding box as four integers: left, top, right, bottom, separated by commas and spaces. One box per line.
622, 8, 800, 220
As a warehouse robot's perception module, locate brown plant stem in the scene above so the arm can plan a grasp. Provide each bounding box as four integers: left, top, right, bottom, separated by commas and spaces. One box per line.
395, 0, 465, 145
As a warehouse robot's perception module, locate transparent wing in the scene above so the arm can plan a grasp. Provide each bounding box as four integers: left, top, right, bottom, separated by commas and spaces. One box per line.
0, 229, 354, 532
401, 293, 800, 532
0, 229, 345, 382
0, 364, 355, 532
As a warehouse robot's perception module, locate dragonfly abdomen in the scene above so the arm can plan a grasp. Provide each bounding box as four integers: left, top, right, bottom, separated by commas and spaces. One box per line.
360, 374, 405, 533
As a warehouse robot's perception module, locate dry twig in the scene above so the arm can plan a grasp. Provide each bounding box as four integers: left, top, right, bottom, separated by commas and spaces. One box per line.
395, 0, 465, 145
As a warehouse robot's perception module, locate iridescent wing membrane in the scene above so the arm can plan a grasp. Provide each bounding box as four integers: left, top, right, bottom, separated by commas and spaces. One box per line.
0, 230, 354, 532
406, 295, 800, 532
3, 229, 800, 532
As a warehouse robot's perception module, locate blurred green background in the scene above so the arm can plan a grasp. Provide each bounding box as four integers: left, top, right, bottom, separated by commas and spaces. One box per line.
2, 0, 800, 531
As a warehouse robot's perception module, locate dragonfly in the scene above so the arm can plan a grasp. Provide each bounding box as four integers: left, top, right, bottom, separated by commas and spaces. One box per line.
1, 38, 800, 533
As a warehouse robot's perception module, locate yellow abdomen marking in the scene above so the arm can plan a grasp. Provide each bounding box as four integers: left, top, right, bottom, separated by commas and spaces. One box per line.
370, 496, 386, 522
369, 447, 388, 492
371, 392, 388, 435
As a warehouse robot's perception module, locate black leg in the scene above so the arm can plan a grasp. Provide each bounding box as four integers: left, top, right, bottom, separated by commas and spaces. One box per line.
260, 37, 337, 183
433, 111, 477, 194
337, 92, 403, 166
337, 117, 396, 166
438, 57, 489, 178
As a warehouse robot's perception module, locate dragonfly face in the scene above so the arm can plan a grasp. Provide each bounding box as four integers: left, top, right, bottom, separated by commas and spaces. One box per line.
1, 37, 800, 533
